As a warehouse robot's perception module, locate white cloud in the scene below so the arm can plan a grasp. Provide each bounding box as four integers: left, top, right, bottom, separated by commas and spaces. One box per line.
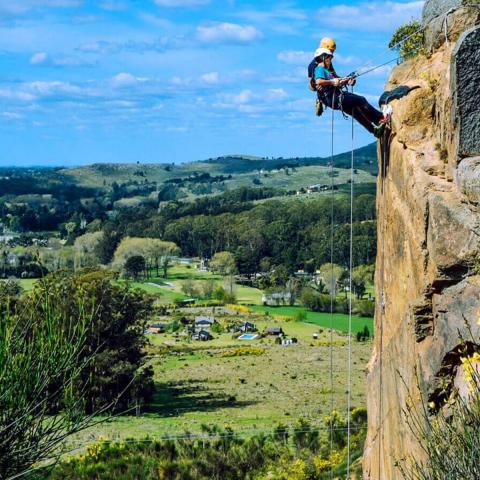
317, 1, 424, 31
30, 52, 49, 65
30, 51, 94, 67
197, 23, 262, 44
0, 88, 36, 101
277, 50, 312, 65
170, 76, 191, 86
154, 0, 209, 6
2, 111, 23, 119
0, 0, 82, 14
111, 73, 140, 88
201, 72, 220, 84
266, 88, 288, 100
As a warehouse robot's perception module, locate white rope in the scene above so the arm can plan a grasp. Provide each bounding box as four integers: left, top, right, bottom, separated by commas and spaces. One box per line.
328, 88, 337, 480
377, 127, 389, 480
346, 87, 355, 479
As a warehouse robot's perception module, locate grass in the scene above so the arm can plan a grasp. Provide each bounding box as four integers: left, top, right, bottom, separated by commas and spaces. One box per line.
70, 314, 372, 446
18, 279, 37, 291
125, 264, 264, 305
250, 305, 373, 334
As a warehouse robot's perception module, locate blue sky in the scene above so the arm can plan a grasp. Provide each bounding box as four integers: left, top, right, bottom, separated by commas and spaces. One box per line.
0, 0, 424, 166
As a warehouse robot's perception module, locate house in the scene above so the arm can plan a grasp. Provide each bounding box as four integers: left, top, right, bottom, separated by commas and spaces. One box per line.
276, 337, 298, 346
262, 292, 292, 306
240, 322, 257, 333
192, 330, 213, 341
150, 323, 169, 333
265, 326, 284, 337
194, 316, 215, 332
145, 327, 162, 335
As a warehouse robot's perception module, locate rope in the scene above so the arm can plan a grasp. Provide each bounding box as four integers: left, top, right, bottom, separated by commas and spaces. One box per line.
328, 88, 337, 480
377, 126, 389, 480
346, 87, 355, 479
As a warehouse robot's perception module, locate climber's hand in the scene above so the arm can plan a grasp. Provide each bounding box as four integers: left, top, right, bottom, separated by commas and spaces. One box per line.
348, 78, 356, 86
339, 78, 350, 86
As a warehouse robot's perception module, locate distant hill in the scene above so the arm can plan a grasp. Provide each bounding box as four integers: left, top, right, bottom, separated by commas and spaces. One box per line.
59, 143, 378, 192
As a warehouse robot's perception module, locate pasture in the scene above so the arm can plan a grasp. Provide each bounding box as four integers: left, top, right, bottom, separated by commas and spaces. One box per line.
69, 315, 372, 448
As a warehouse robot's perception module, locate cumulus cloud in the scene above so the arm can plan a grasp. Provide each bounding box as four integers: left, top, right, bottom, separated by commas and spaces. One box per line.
317, 1, 424, 31
111, 72, 146, 88
154, 0, 209, 6
197, 22, 262, 44
201, 72, 220, 84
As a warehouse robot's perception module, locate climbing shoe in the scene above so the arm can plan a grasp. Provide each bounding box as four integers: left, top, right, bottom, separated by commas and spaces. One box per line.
381, 104, 393, 123
315, 99, 324, 117
373, 122, 386, 138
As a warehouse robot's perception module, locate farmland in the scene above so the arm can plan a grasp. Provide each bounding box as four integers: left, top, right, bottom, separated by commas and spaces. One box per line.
70, 314, 371, 448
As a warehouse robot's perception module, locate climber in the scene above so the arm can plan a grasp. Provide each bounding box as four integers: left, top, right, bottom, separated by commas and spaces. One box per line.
308, 37, 338, 91
313, 50, 389, 137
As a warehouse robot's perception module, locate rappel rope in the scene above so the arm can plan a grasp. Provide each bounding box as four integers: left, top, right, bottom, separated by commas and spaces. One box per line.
377, 122, 389, 480
326, 85, 355, 479
346, 89, 355, 479
328, 88, 337, 480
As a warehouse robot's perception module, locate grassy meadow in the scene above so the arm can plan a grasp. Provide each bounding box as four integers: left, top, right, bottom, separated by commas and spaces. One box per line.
69, 314, 371, 450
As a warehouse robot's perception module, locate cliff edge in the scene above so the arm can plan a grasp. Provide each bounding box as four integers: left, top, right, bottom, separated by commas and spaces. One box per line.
363, 1, 480, 478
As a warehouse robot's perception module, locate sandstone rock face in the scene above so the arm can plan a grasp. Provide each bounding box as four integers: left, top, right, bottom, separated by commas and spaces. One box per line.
363, 7, 480, 479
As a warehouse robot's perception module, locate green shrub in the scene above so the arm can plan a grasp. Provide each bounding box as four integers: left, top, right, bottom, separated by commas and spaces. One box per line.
389, 19, 425, 61
400, 359, 480, 480
354, 299, 375, 318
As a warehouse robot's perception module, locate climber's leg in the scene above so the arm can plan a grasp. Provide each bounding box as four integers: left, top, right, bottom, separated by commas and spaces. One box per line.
341, 92, 386, 134
340, 93, 376, 133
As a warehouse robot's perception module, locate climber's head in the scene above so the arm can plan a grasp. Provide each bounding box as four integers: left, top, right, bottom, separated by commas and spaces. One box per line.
314, 48, 333, 67
319, 37, 336, 53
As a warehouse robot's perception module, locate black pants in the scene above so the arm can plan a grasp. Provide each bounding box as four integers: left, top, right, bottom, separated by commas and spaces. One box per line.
321, 90, 383, 134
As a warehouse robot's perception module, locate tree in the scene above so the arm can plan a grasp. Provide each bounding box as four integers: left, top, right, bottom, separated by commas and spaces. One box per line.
73, 231, 104, 270
319, 263, 344, 296
271, 265, 289, 287
351, 264, 375, 299
113, 237, 180, 279
0, 278, 95, 478
181, 278, 199, 297
210, 251, 237, 276
45, 271, 154, 414
124, 255, 146, 280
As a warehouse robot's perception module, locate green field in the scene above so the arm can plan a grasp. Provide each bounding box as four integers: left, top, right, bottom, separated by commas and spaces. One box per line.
123, 264, 263, 305
250, 305, 373, 334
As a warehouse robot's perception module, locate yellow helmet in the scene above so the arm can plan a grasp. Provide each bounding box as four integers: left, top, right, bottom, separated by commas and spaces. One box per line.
319, 37, 336, 52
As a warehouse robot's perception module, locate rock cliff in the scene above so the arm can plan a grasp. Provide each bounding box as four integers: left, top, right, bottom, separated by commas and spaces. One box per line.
363, 2, 480, 478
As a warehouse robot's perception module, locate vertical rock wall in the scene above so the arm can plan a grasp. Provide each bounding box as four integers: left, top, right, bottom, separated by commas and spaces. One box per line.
363, 3, 480, 478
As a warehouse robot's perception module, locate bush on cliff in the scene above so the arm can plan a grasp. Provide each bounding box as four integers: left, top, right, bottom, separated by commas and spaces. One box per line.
389, 19, 426, 61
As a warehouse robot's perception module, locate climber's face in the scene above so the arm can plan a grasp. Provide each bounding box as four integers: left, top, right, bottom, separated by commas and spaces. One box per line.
324, 56, 333, 68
